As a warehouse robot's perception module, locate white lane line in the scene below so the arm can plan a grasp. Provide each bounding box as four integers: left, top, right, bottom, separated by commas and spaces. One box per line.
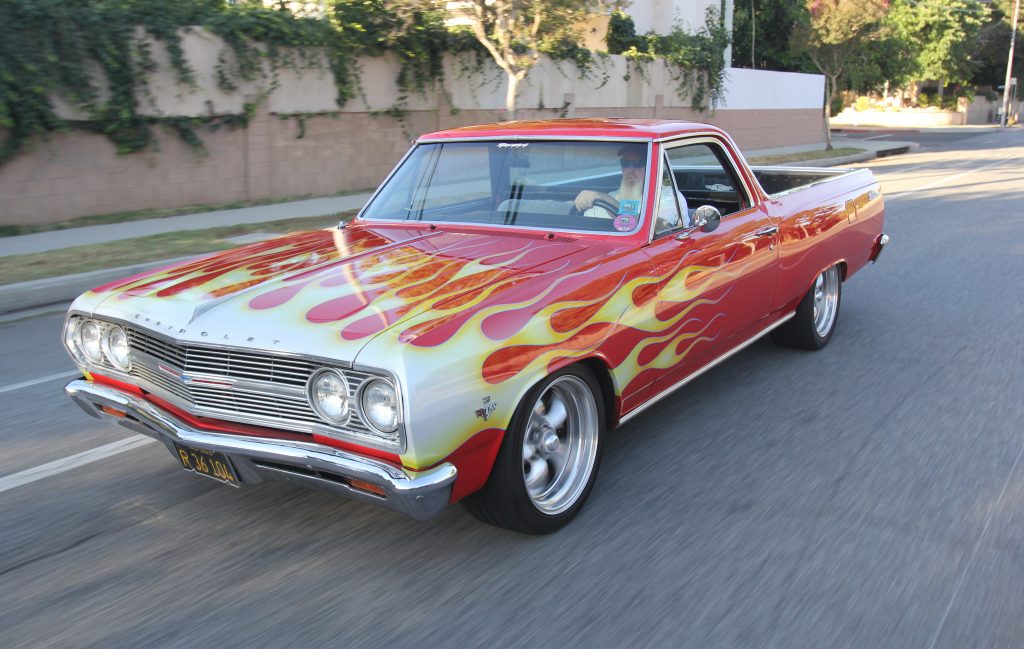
862, 134, 892, 140
0, 370, 81, 395
0, 435, 156, 495
887, 154, 1021, 201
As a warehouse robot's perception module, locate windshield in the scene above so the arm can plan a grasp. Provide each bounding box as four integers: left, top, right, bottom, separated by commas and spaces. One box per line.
360, 140, 651, 234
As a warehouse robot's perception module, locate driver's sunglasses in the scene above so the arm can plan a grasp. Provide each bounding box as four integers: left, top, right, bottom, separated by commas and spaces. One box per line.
620, 158, 644, 169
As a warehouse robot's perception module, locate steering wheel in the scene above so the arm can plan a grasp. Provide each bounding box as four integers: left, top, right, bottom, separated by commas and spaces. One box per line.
569, 198, 619, 218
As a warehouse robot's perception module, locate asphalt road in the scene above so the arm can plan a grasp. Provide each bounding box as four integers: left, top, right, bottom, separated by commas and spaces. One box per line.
2, 127, 1023, 649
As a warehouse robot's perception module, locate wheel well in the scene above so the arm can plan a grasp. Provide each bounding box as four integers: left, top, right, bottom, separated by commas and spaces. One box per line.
838, 260, 848, 281
577, 357, 618, 430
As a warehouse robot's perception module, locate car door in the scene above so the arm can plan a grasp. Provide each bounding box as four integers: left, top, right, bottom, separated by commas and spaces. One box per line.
641, 138, 778, 394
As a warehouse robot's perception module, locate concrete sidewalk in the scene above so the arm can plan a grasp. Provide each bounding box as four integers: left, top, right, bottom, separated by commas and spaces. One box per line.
0, 137, 917, 315
0, 194, 372, 258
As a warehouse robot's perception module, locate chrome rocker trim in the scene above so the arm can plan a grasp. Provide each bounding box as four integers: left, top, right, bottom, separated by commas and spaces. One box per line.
65, 380, 456, 520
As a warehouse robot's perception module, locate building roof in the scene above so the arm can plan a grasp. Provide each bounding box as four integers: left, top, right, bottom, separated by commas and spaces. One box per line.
418, 118, 723, 141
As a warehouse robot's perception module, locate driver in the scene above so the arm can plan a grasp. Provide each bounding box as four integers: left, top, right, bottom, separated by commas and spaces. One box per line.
573, 144, 646, 217
573, 145, 689, 229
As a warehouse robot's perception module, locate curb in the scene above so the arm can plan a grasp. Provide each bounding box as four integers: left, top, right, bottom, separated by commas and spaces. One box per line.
0, 256, 193, 315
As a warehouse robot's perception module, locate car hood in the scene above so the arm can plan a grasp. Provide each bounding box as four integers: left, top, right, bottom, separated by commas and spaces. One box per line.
80, 224, 590, 361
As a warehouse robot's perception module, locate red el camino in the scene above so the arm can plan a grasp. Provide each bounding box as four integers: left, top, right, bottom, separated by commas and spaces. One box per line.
64, 119, 887, 533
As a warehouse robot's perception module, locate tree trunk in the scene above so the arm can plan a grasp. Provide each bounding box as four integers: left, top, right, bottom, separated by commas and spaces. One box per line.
824, 75, 836, 151
505, 72, 519, 121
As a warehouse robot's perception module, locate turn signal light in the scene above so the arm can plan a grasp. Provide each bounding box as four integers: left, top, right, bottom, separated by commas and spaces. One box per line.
349, 479, 386, 497
99, 405, 127, 418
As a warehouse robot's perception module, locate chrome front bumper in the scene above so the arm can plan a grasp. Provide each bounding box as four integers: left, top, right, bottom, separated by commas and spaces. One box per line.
65, 380, 456, 520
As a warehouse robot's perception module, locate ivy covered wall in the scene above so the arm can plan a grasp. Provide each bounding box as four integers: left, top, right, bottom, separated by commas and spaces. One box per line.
0, 2, 825, 225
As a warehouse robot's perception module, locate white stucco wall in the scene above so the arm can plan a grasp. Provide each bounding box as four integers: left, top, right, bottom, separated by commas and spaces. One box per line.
627, 0, 723, 35
718, 67, 825, 110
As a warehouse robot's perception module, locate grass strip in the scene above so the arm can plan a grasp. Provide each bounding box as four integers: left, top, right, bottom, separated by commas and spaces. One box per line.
0, 212, 355, 286
746, 147, 867, 166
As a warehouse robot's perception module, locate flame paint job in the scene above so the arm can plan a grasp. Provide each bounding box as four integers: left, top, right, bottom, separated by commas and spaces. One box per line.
66, 119, 885, 502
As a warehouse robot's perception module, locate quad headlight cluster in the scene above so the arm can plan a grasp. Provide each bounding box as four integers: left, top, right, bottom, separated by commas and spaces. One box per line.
306, 368, 400, 435
64, 316, 132, 372
64, 314, 401, 443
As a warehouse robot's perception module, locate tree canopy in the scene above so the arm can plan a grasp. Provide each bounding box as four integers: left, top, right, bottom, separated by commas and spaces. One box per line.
887, 0, 988, 86
734, 0, 1013, 97
453, 0, 609, 119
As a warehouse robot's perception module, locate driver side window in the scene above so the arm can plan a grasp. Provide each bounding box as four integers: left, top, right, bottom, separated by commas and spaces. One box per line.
665, 142, 747, 217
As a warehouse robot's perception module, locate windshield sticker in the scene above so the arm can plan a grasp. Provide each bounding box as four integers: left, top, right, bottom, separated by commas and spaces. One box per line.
618, 200, 640, 216
497, 143, 529, 149
613, 214, 639, 232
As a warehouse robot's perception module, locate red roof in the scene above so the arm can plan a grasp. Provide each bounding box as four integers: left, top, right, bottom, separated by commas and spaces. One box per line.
418, 118, 722, 141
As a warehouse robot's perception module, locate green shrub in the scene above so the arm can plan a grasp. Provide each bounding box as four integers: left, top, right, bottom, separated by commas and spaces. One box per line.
830, 95, 845, 116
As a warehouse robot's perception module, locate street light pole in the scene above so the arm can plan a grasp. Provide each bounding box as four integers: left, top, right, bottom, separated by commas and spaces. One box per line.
1002, 0, 1020, 127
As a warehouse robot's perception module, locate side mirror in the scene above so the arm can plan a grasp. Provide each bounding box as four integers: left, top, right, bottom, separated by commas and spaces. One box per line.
693, 205, 721, 233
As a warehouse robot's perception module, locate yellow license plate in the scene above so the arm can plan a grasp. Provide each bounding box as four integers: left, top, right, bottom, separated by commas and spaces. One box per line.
173, 443, 240, 486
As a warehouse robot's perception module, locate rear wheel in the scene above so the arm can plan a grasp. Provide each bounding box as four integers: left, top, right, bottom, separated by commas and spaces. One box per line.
462, 365, 604, 534
771, 264, 842, 350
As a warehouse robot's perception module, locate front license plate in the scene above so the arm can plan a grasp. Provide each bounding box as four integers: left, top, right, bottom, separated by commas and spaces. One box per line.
173, 443, 240, 487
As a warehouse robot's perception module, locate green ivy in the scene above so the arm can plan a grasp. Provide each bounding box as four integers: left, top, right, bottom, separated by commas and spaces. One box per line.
606, 8, 730, 110
0, 1, 730, 167
0, 0, 360, 165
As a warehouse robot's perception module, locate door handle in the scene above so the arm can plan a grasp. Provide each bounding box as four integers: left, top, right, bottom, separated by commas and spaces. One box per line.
755, 225, 779, 237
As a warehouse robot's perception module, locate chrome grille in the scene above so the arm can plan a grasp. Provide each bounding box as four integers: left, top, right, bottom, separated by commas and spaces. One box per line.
123, 327, 394, 446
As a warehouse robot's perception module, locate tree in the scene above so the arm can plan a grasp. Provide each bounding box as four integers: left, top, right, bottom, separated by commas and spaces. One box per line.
455, 0, 607, 119
886, 0, 988, 95
969, 0, 1022, 92
731, 0, 813, 71
791, 0, 888, 149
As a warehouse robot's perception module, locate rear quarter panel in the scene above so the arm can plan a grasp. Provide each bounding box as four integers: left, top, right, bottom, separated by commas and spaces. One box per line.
766, 170, 884, 314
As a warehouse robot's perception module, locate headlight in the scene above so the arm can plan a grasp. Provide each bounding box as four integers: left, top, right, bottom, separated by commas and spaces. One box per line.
78, 319, 103, 364
102, 324, 132, 371
308, 369, 350, 424
360, 379, 398, 433
64, 317, 83, 361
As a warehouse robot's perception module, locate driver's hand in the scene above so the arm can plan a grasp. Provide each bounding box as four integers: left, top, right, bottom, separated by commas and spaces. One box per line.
574, 190, 599, 211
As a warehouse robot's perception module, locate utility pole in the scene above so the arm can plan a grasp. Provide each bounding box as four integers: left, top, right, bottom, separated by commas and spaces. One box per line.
1002, 0, 1020, 127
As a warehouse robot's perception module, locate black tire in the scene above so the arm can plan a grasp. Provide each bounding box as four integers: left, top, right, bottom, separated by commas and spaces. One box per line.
461, 365, 605, 534
771, 265, 842, 350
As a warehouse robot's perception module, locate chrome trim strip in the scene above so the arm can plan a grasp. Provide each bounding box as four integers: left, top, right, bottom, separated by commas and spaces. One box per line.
65, 380, 455, 520
619, 312, 795, 424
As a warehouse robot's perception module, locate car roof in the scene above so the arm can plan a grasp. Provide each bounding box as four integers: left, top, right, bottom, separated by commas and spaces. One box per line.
418, 118, 724, 142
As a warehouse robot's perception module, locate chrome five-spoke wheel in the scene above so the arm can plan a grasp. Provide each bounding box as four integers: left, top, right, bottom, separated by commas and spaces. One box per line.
771, 262, 843, 350
522, 375, 600, 515
812, 265, 841, 337
461, 365, 605, 534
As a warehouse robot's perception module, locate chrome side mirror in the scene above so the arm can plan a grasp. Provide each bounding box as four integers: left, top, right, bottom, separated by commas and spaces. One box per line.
693, 205, 721, 233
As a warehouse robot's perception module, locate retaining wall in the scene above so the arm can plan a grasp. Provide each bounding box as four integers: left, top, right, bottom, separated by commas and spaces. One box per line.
0, 31, 825, 226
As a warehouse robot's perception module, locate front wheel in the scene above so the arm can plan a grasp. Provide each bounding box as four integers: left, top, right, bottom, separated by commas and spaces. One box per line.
771, 264, 842, 350
461, 365, 604, 534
